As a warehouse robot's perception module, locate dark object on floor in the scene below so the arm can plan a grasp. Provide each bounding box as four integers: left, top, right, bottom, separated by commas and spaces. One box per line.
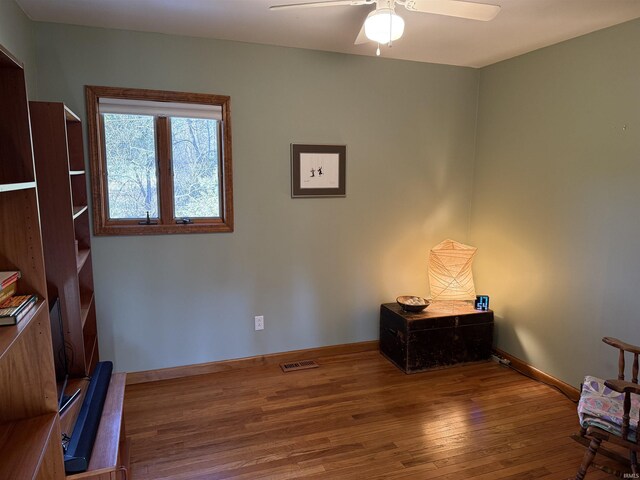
573, 337, 640, 479
379, 302, 493, 374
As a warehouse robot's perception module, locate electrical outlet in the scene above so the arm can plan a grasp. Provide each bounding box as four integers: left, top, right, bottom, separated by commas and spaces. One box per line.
254, 315, 264, 331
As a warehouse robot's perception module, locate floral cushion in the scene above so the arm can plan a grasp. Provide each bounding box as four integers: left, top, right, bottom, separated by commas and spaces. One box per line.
578, 375, 639, 441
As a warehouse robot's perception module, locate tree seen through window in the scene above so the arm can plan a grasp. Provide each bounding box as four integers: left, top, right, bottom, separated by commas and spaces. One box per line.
103, 115, 220, 220
104, 113, 158, 219
171, 117, 219, 218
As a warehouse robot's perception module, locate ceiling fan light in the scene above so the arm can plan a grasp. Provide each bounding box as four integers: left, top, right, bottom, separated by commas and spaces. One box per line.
364, 8, 404, 44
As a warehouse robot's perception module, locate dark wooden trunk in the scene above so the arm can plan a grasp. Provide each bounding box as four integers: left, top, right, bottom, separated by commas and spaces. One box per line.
379, 302, 494, 374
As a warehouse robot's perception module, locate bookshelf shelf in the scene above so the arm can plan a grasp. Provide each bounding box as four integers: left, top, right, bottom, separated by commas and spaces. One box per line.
0, 181, 37, 192
76, 249, 91, 273
64, 105, 81, 122
73, 205, 88, 219
0, 299, 46, 361
80, 293, 94, 329
0, 413, 58, 480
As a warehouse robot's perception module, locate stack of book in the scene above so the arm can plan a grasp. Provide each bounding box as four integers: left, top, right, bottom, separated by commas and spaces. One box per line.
0, 271, 38, 326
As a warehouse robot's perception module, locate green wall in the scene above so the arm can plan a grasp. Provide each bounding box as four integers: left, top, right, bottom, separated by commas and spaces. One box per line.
0, 0, 37, 94
8, 4, 637, 383
471, 19, 640, 386
34, 23, 480, 372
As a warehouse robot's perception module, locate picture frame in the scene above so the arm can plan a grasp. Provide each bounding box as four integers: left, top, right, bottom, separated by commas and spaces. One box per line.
291, 144, 346, 198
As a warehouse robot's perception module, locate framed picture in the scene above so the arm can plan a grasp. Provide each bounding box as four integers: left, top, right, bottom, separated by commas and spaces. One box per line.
291, 144, 346, 198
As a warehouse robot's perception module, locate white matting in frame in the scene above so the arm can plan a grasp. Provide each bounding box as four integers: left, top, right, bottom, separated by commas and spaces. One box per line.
299, 153, 340, 189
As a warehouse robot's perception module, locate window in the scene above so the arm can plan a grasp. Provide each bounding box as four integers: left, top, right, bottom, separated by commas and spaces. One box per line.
86, 86, 233, 235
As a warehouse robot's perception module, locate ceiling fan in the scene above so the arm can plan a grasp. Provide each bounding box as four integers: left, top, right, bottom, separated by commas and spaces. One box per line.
270, 0, 501, 55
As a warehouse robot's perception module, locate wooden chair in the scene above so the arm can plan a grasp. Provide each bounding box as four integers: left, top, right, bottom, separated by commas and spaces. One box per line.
574, 337, 640, 479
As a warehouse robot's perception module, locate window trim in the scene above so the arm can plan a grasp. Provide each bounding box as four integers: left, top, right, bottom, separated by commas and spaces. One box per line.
85, 85, 234, 235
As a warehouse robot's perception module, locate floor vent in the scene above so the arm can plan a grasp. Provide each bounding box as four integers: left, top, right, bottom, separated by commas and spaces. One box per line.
280, 360, 319, 373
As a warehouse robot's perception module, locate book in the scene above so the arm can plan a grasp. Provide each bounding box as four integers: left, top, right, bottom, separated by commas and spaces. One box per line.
0, 271, 20, 289
0, 282, 17, 304
0, 294, 37, 326
0, 297, 37, 326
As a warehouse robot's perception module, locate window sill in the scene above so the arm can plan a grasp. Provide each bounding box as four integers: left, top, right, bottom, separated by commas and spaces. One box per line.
94, 221, 233, 236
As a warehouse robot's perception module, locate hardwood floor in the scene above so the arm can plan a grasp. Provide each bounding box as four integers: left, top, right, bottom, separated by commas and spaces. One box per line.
124, 351, 614, 479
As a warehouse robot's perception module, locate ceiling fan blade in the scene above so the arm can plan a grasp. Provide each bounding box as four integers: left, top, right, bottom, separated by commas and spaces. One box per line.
404, 0, 500, 21
354, 22, 368, 44
270, 0, 371, 11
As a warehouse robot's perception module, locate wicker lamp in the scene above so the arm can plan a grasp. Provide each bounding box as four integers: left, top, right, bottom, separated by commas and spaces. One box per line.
428, 239, 477, 301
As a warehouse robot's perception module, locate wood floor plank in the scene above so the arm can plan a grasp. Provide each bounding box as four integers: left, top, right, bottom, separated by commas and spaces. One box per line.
124, 351, 617, 479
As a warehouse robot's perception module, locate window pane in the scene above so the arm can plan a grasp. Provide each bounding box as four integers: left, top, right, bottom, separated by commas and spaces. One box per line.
103, 113, 159, 219
171, 117, 220, 218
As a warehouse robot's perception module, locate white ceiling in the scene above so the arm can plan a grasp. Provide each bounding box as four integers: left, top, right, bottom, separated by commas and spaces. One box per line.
16, 0, 640, 67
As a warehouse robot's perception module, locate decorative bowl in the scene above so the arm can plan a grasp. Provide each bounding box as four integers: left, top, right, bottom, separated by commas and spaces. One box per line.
396, 296, 430, 313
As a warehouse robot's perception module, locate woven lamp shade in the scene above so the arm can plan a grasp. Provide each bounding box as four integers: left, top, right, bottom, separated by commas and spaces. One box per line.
428, 239, 477, 301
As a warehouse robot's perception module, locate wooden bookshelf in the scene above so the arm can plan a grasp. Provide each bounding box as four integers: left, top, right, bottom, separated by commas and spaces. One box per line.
0, 43, 65, 479
30, 101, 100, 377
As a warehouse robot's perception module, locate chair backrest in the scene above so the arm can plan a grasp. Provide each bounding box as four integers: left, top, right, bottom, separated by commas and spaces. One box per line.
603, 337, 639, 384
